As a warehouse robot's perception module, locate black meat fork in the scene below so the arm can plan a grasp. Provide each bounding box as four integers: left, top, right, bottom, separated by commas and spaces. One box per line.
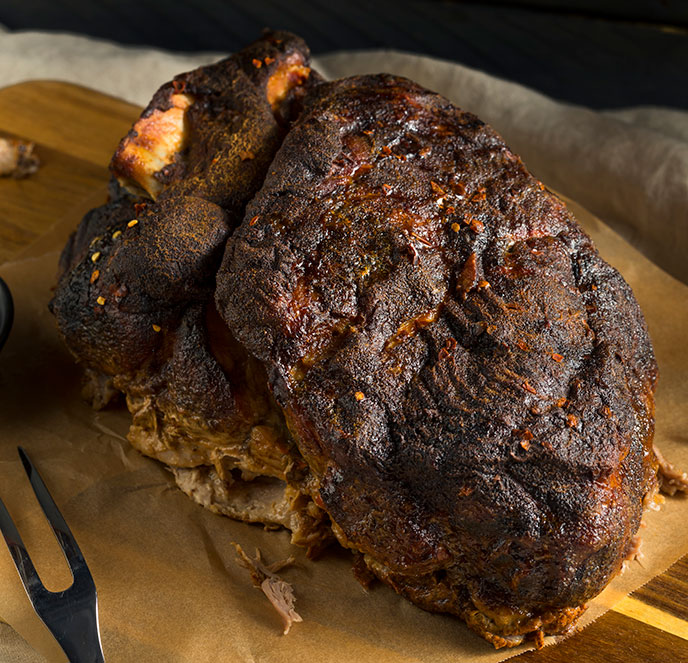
0, 447, 105, 662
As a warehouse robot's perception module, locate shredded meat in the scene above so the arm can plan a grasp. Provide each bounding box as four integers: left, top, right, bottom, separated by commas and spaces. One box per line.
0, 137, 39, 178
233, 544, 302, 635
654, 444, 688, 495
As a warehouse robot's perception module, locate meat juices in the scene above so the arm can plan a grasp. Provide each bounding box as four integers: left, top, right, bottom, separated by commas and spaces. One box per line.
52, 34, 661, 648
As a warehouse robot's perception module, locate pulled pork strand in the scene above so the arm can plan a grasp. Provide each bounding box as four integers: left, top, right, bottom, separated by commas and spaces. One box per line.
654, 445, 688, 496
233, 543, 303, 635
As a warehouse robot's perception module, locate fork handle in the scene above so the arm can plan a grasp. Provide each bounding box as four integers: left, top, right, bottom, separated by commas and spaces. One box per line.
51, 604, 105, 663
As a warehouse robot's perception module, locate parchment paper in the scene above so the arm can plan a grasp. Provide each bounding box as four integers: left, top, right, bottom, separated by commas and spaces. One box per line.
0, 184, 687, 662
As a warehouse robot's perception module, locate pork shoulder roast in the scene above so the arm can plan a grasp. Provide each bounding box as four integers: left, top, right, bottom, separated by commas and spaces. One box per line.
51, 31, 671, 648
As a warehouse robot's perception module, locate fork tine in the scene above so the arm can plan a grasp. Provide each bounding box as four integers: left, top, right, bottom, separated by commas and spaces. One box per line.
17, 446, 87, 576
0, 494, 47, 602
2, 448, 105, 662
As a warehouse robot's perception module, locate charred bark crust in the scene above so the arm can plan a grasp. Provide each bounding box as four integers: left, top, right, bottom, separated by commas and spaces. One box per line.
52, 39, 659, 648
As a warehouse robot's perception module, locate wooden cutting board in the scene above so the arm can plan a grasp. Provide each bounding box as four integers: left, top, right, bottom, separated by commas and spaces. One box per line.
0, 80, 686, 663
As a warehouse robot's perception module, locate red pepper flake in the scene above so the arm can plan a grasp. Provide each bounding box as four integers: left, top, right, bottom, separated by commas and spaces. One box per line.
566, 414, 578, 428
471, 187, 487, 202
520, 439, 531, 451
354, 391, 365, 401
353, 164, 374, 179
90, 270, 100, 284
252, 58, 262, 68
382, 183, 392, 195
381, 145, 392, 156
430, 180, 445, 196
456, 252, 477, 299
239, 150, 255, 161
469, 217, 484, 233
172, 79, 187, 94
556, 397, 568, 408
477, 280, 490, 289
521, 429, 534, 441
522, 380, 537, 394
450, 222, 461, 233
538, 182, 546, 191
211, 156, 220, 164
602, 406, 611, 418
591, 284, 598, 291
452, 181, 466, 197
446, 205, 456, 214
517, 340, 530, 352
249, 215, 260, 226
264, 56, 275, 65
419, 146, 431, 157
395, 153, 407, 161
458, 485, 473, 497
362, 129, 374, 136
552, 353, 564, 362
134, 202, 147, 215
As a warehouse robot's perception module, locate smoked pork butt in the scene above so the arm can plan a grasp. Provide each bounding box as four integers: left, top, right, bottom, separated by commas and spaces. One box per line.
216, 74, 658, 646
52, 36, 661, 648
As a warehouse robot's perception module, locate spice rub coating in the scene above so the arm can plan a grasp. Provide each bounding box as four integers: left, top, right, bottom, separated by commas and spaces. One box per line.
111, 30, 313, 204
50, 33, 332, 554
216, 74, 659, 646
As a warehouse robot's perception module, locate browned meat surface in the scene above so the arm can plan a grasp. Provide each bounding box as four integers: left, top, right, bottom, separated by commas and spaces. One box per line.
49, 32, 333, 557
52, 35, 663, 650
216, 74, 659, 647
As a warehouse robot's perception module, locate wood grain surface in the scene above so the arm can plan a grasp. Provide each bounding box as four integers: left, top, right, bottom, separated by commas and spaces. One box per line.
0, 80, 686, 661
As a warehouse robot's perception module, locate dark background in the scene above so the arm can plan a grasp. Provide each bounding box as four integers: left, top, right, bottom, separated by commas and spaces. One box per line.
1, 0, 686, 110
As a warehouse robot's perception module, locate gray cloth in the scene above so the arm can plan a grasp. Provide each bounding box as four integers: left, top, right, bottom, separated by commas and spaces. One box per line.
0, 27, 686, 284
